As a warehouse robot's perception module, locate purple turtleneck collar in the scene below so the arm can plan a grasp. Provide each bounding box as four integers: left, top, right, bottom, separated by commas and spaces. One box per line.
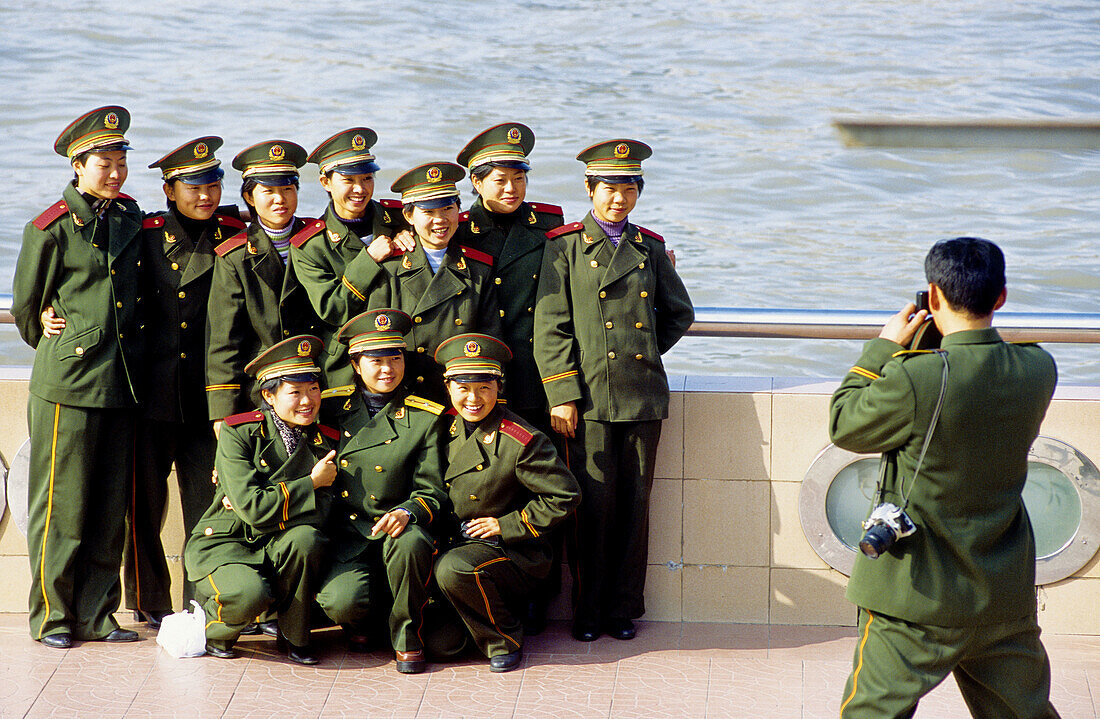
593, 215, 628, 246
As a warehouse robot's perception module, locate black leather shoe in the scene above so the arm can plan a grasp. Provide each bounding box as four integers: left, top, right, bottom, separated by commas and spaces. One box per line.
571, 624, 601, 642
41, 633, 73, 649
133, 609, 171, 629
605, 618, 636, 640
259, 620, 280, 637
240, 622, 261, 635
346, 633, 372, 653
205, 643, 236, 659
395, 649, 426, 674
489, 649, 523, 673
103, 628, 140, 643
522, 600, 548, 636
276, 632, 320, 665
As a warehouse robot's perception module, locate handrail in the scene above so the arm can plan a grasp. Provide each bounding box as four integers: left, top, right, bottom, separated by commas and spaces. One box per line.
0, 295, 1095, 344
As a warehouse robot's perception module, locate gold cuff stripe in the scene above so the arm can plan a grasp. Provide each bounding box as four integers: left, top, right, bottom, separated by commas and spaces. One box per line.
279, 481, 290, 529
415, 497, 433, 523
541, 369, 579, 384
205, 384, 241, 392
520, 509, 539, 538
848, 366, 881, 381
341, 274, 366, 301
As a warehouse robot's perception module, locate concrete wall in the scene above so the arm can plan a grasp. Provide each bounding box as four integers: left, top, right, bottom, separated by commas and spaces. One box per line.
2, 371, 1098, 634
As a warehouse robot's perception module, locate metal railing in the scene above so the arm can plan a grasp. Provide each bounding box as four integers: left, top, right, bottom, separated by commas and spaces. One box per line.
0, 295, 1096, 344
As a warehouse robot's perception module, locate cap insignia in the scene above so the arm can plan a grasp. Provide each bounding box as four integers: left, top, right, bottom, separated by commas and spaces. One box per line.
104, 112, 119, 129
164, 231, 176, 243
194, 142, 209, 159
426, 166, 443, 183
506, 127, 522, 144
351, 134, 366, 151
269, 144, 285, 161
297, 339, 311, 356
374, 313, 392, 331
614, 143, 630, 159
464, 340, 481, 357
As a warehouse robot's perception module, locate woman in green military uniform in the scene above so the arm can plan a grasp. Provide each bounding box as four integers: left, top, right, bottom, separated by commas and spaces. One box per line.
185, 335, 337, 664
314, 308, 447, 674
533, 140, 694, 642
205, 140, 316, 432
364, 162, 502, 402
433, 334, 580, 672
290, 128, 412, 393
13, 106, 144, 648
124, 136, 246, 628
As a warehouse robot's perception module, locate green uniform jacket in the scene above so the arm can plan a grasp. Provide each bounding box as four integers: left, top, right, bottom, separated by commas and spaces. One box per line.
13, 183, 144, 408
205, 219, 317, 420
141, 207, 245, 423
366, 241, 503, 397
830, 330, 1057, 626
444, 406, 580, 578
325, 388, 449, 562
184, 409, 337, 581
290, 200, 406, 390
533, 212, 694, 421
456, 199, 563, 412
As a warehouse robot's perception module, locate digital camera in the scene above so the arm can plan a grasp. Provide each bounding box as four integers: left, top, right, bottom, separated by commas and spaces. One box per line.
859, 503, 916, 559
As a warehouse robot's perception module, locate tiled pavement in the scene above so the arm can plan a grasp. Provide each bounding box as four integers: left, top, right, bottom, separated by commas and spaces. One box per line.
0, 614, 1096, 718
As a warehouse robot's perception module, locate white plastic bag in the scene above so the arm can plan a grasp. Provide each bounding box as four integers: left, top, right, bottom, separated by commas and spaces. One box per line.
155, 600, 208, 658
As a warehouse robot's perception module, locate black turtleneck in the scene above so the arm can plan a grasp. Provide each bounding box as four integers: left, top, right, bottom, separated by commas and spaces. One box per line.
361, 387, 393, 418
486, 207, 518, 234
170, 206, 214, 243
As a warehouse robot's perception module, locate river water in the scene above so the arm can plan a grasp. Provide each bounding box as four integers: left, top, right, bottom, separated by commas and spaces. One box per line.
1, 1, 1097, 381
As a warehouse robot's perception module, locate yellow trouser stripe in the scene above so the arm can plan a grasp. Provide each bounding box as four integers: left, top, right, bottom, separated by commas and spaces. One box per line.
206, 575, 224, 629
473, 557, 521, 649
840, 610, 875, 715
37, 403, 61, 639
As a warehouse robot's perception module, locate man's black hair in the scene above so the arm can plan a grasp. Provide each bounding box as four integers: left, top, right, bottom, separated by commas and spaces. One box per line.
924, 237, 1005, 317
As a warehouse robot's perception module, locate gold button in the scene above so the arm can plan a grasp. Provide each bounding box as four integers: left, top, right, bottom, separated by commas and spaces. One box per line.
75, 346, 84, 356
608, 351, 616, 359
204, 527, 213, 536
469, 494, 478, 500
417, 346, 425, 353
180, 321, 188, 329
259, 459, 267, 467
636, 354, 644, 360
499, 309, 505, 317
475, 464, 483, 471
110, 269, 116, 275
414, 316, 422, 324
115, 301, 122, 308
178, 291, 186, 299
639, 263, 645, 269
370, 494, 377, 500
640, 291, 648, 298
590, 260, 598, 268
118, 333, 124, 339
350, 513, 358, 521
384, 439, 392, 444
636, 322, 644, 329
341, 490, 349, 498
605, 321, 613, 329
283, 330, 290, 336
527, 307, 533, 313
375, 465, 383, 472
455, 319, 462, 326
532, 273, 538, 280
171, 262, 179, 270
340, 459, 349, 467
494, 277, 502, 285
599, 291, 606, 299
416, 376, 424, 383
180, 352, 187, 359
343, 430, 351, 437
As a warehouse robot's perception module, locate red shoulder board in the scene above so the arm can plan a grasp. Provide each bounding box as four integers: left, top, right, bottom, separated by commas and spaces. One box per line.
224, 410, 263, 427
528, 202, 563, 215
318, 424, 339, 440
499, 419, 534, 446
32, 200, 69, 230
458, 211, 470, 222
117, 192, 135, 201
445, 407, 458, 416
217, 214, 246, 230
214, 231, 249, 257
290, 219, 325, 248
142, 215, 165, 230
459, 245, 494, 266
390, 247, 407, 257
546, 222, 583, 239
637, 226, 664, 243
379, 198, 402, 208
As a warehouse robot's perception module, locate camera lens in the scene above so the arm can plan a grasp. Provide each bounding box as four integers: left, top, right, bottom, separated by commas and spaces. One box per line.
859, 523, 896, 559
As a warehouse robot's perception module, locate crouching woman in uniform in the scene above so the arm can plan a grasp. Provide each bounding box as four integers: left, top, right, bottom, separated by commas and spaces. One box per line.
433, 334, 580, 672
184, 336, 338, 664
315, 308, 448, 675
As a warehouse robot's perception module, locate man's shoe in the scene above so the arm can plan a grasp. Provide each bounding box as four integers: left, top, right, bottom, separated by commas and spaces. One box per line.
133, 609, 171, 630
571, 624, 601, 642
489, 649, 523, 673
41, 633, 73, 649
276, 632, 320, 665
522, 600, 548, 636
240, 622, 260, 635
605, 618, 636, 640
347, 633, 372, 653
259, 620, 280, 637
205, 643, 236, 659
395, 649, 426, 674
103, 628, 140, 643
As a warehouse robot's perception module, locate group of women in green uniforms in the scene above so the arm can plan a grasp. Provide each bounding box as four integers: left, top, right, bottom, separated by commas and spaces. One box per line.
13, 106, 694, 673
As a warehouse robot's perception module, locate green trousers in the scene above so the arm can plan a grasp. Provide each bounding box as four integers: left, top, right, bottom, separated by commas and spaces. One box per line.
567, 418, 661, 629
124, 418, 216, 612
435, 541, 535, 658
193, 525, 327, 649
26, 395, 135, 640
316, 524, 436, 652
841, 608, 1061, 719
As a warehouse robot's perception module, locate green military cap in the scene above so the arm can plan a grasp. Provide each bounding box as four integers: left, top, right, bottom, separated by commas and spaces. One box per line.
338, 308, 412, 357
576, 138, 652, 182
148, 136, 225, 184
456, 122, 534, 171
54, 105, 133, 158
435, 333, 513, 381
390, 162, 465, 209
308, 127, 380, 176
232, 139, 307, 186
244, 334, 324, 383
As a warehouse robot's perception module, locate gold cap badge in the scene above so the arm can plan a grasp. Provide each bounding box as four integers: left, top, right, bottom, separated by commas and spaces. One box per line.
464, 340, 481, 357
507, 127, 522, 144
426, 166, 443, 183
375, 313, 391, 331
351, 134, 366, 150
104, 112, 119, 129
194, 142, 209, 159
297, 340, 311, 357
614, 143, 630, 159
269, 144, 285, 161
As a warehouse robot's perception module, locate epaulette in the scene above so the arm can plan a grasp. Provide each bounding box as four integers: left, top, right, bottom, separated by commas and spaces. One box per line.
318, 424, 340, 440
290, 219, 326, 248
405, 395, 444, 415
546, 222, 583, 239
379, 198, 402, 209
142, 215, 165, 230
499, 418, 534, 446
458, 211, 470, 222
217, 214, 246, 231
117, 192, 136, 201
320, 384, 356, 399
459, 245, 494, 266
32, 200, 69, 230
444, 407, 459, 416
214, 230, 249, 257
224, 410, 263, 427
636, 226, 664, 243
528, 202, 563, 216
